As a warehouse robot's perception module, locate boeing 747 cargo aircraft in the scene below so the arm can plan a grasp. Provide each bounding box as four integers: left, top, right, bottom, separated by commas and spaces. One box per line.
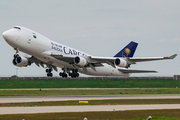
2, 26, 177, 78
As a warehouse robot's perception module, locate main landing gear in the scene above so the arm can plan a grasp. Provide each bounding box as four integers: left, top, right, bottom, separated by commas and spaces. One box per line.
69, 69, 79, 78
59, 68, 68, 78
59, 69, 79, 78
46, 69, 53, 77
59, 72, 68, 78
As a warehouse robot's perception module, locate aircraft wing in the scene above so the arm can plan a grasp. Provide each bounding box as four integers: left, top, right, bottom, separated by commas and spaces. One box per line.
51, 52, 177, 68
51, 52, 158, 73
127, 54, 177, 63
51, 52, 75, 63
90, 54, 177, 65
89, 56, 116, 67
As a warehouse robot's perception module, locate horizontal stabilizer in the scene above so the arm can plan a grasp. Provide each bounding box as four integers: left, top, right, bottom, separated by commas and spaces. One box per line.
168, 54, 177, 59
118, 68, 157, 73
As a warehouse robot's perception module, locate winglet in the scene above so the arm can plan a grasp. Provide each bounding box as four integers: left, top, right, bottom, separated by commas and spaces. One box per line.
168, 54, 177, 59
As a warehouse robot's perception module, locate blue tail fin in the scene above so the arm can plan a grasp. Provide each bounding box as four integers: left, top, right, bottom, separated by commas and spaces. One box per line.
114, 41, 138, 57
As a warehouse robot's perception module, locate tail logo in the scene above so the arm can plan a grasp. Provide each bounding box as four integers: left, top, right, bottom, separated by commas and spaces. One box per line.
114, 41, 138, 58
123, 48, 131, 57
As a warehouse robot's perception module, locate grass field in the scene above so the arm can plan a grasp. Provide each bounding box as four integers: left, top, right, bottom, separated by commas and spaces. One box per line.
0, 88, 180, 96
1, 109, 180, 120
0, 79, 180, 88
1, 99, 180, 107
0, 79, 180, 119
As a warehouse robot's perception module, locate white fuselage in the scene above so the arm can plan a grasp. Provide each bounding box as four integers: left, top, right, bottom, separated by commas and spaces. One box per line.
3, 26, 130, 77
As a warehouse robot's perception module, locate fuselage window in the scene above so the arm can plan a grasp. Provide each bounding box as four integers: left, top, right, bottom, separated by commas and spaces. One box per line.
13, 27, 21, 30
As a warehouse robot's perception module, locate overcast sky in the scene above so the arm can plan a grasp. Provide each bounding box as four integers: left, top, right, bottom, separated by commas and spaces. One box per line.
0, 0, 180, 77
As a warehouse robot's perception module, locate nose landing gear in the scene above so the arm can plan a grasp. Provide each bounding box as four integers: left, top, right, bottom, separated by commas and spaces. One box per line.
13, 54, 19, 65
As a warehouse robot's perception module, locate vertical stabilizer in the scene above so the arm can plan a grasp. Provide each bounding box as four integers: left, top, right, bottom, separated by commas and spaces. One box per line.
114, 41, 138, 57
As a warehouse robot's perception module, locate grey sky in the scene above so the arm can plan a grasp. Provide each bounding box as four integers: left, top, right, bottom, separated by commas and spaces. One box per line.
0, 0, 179, 77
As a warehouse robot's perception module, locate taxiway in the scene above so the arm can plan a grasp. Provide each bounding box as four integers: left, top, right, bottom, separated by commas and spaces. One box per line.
0, 95, 180, 103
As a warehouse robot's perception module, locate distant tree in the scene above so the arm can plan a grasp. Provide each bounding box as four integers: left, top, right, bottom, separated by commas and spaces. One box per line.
11, 75, 18, 78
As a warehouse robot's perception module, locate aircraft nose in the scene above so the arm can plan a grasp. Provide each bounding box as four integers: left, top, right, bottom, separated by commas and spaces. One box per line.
2, 30, 9, 40
2, 29, 19, 43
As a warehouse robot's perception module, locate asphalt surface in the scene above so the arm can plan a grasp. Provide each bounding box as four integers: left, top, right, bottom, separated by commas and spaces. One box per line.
0, 95, 180, 115
0, 95, 180, 103
0, 104, 180, 114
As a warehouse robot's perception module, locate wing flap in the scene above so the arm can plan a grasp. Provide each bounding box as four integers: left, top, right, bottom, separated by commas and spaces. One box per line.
90, 56, 116, 63
51, 52, 75, 63
90, 56, 116, 67
28, 56, 58, 71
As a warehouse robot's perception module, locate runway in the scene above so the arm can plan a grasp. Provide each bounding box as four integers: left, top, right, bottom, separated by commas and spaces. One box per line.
0, 95, 180, 103
0, 104, 180, 114
0, 95, 180, 115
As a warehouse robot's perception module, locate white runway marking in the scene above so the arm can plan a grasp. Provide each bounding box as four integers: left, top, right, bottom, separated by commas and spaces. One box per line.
0, 104, 180, 115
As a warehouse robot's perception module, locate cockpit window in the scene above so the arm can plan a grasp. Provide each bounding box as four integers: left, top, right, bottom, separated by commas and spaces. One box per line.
14, 27, 21, 30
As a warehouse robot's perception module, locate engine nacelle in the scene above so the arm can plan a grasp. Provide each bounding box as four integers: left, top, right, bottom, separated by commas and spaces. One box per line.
74, 56, 88, 66
12, 56, 29, 67
114, 58, 128, 68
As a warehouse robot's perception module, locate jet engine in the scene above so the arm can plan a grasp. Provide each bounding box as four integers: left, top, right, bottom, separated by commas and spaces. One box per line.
12, 55, 29, 67
74, 56, 88, 66
114, 58, 128, 68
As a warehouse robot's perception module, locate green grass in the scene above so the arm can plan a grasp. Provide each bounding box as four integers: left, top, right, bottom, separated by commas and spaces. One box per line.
1, 109, 180, 120
0, 88, 180, 96
0, 79, 180, 88
1, 99, 180, 107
